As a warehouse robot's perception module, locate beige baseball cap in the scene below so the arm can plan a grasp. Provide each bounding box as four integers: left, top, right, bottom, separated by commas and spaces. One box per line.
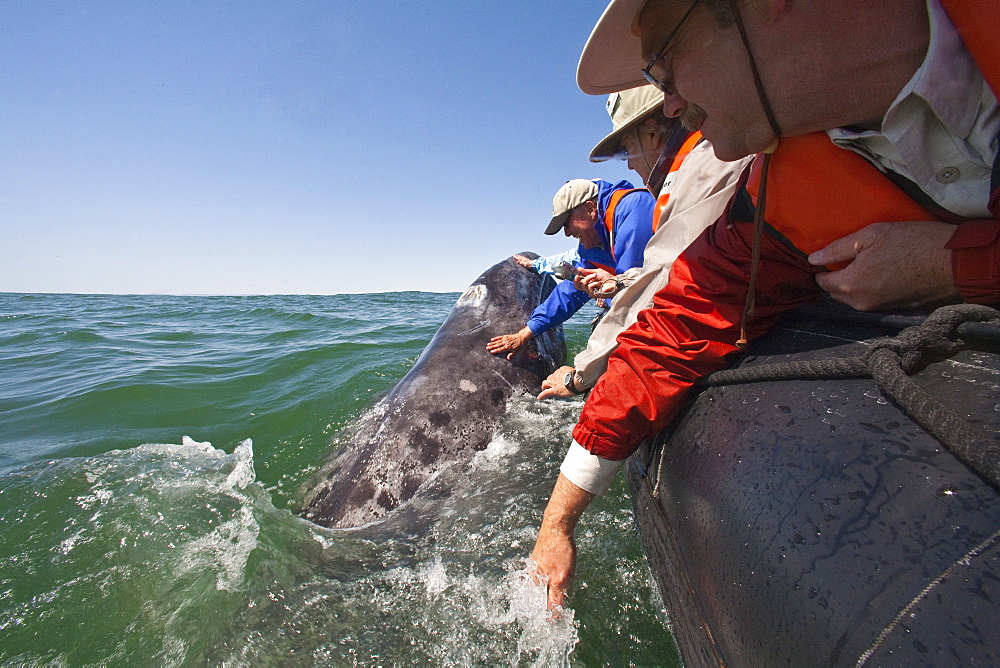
589, 84, 664, 162
577, 0, 649, 95
545, 179, 599, 235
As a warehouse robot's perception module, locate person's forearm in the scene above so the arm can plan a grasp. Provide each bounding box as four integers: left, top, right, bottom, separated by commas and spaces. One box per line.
531, 473, 596, 607
540, 473, 595, 536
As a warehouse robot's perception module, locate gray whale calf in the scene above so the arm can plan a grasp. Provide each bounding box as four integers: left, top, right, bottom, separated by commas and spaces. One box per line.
301, 254, 566, 528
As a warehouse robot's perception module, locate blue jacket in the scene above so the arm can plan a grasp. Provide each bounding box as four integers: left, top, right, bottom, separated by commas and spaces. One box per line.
526, 179, 655, 336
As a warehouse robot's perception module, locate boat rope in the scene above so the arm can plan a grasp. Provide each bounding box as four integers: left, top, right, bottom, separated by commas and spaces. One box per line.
695, 303, 1000, 491
651, 431, 671, 503
854, 524, 1000, 666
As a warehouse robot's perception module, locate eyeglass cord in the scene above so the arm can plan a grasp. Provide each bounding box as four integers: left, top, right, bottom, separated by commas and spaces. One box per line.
730, 0, 782, 348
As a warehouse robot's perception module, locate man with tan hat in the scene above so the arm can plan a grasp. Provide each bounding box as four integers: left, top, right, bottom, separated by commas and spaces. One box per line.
590, 84, 673, 185
539, 84, 751, 400
531, 0, 1000, 611
485, 178, 655, 359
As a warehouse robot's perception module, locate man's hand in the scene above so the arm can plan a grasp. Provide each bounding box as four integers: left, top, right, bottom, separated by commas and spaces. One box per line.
574, 268, 616, 299
808, 221, 960, 311
530, 525, 577, 610
529, 473, 595, 609
513, 254, 534, 269
537, 365, 576, 400
486, 326, 533, 359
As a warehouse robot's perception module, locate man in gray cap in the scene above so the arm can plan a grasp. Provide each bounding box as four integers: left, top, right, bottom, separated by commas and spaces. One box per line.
486, 177, 655, 359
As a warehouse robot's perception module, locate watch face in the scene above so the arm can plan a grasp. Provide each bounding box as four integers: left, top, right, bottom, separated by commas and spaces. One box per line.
564, 372, 579, 394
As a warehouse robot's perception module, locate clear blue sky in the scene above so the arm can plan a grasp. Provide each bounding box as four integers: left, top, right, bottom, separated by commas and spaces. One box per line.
1, 1, 637, 295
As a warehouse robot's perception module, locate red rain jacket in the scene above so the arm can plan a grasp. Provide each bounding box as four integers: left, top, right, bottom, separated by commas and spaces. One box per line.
573, 0, 1000, 459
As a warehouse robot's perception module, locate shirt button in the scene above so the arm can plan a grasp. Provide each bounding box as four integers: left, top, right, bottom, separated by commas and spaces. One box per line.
936, 166, 960, 183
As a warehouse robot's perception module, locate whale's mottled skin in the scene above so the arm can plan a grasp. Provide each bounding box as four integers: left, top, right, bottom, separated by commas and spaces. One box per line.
301, 254, 566, 529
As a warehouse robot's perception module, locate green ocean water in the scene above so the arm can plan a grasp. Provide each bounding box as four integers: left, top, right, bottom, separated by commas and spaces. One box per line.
0, 291, 680, 666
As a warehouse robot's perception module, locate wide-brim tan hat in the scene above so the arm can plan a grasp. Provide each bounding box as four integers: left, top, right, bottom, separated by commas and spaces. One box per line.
545, 179, 599, 235
577, 0, 649, 95
589, 84, 664, 162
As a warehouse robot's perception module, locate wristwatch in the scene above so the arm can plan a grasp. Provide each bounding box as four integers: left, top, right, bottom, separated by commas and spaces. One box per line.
564, 371, 587, 395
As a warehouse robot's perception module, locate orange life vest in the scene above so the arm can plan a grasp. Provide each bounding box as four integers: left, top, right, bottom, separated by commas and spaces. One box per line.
597, 131, 704, 271
744, 0, 998, 262
942, 0, 1000, 101
652, 132, 704, 232
745, 132, 937, 258
599, 186, 650, 268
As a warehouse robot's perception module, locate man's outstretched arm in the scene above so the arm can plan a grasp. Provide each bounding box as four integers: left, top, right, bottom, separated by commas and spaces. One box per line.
530, 443, 625, 608
530, 473, 594, 609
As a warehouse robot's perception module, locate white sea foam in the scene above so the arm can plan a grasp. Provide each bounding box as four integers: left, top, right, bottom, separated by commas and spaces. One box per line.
162, 439, 261, 592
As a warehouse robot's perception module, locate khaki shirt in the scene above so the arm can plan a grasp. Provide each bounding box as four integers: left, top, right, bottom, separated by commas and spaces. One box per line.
827, 0, 999, 220
573, 141, 753, 388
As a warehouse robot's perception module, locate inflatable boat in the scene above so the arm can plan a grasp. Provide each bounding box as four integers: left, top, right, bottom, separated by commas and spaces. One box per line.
627, 301, 1000, 666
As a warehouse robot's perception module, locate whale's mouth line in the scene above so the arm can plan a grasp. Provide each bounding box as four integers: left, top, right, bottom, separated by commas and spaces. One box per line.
461, 320, 491, 335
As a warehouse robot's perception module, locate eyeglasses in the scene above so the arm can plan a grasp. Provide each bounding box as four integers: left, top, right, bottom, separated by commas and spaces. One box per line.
641, 0, 702, 95
613, 127, 644, 161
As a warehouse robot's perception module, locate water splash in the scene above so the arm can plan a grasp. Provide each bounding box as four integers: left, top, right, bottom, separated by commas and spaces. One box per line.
173, 439, 259, 592
1, 293, 675, 665
0, 395, 675, 665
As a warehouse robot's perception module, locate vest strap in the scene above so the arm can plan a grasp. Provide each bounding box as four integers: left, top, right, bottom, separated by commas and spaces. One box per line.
653, 132, 704, 232
603, 188, 648, 262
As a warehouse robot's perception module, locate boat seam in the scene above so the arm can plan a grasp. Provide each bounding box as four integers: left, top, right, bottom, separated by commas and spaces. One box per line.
855, 525, 1000, 666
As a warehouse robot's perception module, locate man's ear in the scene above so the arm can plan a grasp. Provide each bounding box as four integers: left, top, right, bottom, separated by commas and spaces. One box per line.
641, 118, 664, 151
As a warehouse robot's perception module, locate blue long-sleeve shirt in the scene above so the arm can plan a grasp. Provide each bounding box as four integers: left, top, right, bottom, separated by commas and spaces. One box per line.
526, 179, 655, 336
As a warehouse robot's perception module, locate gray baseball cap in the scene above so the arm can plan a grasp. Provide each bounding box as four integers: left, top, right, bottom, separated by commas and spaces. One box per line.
589, 84, 664, 161
545, 179, 599, 235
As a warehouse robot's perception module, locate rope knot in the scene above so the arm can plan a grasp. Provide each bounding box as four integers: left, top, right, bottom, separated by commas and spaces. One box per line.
692, 303, 1000, 494
862, 304, 1000, 374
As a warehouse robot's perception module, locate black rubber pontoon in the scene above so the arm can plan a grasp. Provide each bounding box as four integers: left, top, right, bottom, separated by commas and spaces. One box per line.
628, 302, 1000, 666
